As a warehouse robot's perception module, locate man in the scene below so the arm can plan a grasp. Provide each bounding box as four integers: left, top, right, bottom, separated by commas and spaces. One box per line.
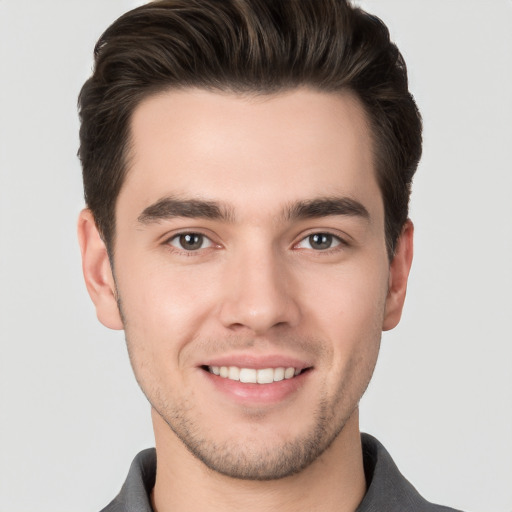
77, 1, 461, 510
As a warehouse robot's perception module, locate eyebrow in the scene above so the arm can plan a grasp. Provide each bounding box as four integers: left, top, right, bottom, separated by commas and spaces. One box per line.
284, 197, 370, 222
137, 195, 369, 225
138, 196, 235, 224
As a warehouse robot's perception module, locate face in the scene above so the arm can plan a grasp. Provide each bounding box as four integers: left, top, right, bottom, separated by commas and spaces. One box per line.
79, 88, 412, 480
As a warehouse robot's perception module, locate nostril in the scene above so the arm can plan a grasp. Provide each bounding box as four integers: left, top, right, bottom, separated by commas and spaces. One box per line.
227, 323, 247, 331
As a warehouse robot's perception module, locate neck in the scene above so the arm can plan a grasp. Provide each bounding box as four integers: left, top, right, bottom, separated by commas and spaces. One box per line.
150, 408, 366, 512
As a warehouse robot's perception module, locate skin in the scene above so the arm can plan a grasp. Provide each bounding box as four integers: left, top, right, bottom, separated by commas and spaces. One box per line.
78, 88, 413, 512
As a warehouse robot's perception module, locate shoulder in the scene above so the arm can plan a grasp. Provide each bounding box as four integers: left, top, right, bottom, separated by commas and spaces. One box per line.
99, 448, 156, 512
357, 433, 464, 512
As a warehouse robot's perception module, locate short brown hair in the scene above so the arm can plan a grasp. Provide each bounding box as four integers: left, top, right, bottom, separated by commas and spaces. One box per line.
78, 0, 422, 258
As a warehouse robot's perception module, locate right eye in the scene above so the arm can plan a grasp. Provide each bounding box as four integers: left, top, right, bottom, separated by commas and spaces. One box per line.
167, 233, 213, 251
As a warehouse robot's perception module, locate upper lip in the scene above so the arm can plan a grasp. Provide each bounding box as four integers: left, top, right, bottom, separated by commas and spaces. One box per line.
200, 353, 313, 371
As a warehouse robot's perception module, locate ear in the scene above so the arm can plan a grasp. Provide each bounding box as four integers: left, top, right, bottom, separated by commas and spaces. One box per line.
77, 209, 124, 330
382, 219, 414, 331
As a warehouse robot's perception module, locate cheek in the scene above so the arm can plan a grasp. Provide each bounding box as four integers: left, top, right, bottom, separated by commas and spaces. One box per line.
303, 260, 389, 337
314, 268, 386, 400
119, 264, 210, 398
116, 256, 217, 334
116, 258, 240, 392
299, 257, 388, 384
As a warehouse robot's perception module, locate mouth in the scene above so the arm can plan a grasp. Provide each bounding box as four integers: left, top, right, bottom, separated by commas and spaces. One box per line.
202, 365, 310, 384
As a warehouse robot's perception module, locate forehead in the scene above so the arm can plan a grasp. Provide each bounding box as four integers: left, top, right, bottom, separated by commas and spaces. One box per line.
120, 88, 381, 221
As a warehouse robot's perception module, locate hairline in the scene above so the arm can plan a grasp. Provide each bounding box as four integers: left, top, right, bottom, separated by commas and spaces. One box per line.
103, 84, 394, 261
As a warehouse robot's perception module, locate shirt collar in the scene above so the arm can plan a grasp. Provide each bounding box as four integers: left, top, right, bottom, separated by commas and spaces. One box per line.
101, 433, 459, 512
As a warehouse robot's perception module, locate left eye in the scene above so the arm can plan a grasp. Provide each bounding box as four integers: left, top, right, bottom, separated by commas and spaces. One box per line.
296, 233, 342, 251
168, 233, 213, 251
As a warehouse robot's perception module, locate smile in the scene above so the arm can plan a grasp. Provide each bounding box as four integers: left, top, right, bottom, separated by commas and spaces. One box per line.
207, 366, 302, 384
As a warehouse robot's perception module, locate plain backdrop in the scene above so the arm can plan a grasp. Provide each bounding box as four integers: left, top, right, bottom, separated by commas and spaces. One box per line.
0, 1, 511, 511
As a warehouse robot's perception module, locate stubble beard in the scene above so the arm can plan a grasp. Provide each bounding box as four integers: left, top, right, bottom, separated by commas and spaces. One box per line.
151, 391, 353, 481
141, 344, 377, 481
119, 298, 381, 481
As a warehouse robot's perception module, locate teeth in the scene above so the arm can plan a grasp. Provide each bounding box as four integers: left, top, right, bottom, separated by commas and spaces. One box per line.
240, 368, 257, 383
209, 366, 301, 384
228, 366, 240, 380
284, 367, 295, 379
257, 368, 274, 384
273, 367, 285, 381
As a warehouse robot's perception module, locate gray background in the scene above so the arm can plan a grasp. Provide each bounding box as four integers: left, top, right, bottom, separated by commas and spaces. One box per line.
0, 1, 511, 511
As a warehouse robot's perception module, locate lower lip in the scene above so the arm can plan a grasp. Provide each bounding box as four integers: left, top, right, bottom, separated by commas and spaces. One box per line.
201, 369, 310, 404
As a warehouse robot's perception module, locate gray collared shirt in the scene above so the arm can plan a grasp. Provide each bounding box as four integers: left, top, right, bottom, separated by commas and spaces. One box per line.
100, 434, 463, 512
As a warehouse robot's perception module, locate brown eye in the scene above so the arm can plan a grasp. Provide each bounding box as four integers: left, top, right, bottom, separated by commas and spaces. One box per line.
169, 233, 211, 251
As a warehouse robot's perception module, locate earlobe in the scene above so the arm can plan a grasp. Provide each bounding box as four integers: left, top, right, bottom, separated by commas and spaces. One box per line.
77, 209, 124, 330
382, 220, 414, 331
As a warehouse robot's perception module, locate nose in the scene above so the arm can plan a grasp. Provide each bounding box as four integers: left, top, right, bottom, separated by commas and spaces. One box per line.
218, 244, 301, 335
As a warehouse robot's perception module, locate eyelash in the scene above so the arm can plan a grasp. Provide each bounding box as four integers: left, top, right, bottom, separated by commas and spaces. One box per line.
164, 230, 348, 255
294, 232, 347, 252
165, 232, 216, 255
